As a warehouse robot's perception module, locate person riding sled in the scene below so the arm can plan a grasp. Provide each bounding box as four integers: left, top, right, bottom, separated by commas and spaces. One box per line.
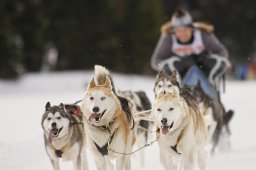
151, 8, 231, 100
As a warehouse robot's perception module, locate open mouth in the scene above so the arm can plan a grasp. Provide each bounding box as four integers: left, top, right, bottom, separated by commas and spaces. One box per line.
48, 127, 63, 143
161, 121, 174, 134
88, 109, 106, 123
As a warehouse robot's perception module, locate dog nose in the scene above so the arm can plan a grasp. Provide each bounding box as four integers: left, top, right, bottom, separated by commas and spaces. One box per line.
51, 122, 57, 128
163, 91, 166, 94
92, 106, 99, 113
161, 118, 167, 125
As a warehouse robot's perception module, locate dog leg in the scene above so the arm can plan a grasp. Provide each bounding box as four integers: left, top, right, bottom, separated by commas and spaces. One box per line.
137, 132, 146, 167
217, 129, 231, 152
206, 118, 217, 145
116, 156, 126, 170
73, 157, 82, 170
165, 157, 177, 170
183, 150, 194, 170
125, 156, 131, 170
105, 156, 114, 170
197, 147, 206, 170
177, 157, 184, 170
95, 156, 106, 170
50, 159, 60, 170
159, 143, 177, 170
81, 152, 89, 170
139, 148, 145, 167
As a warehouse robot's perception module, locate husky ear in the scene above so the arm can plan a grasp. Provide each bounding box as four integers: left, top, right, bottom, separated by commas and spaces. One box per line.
45, 102, 51, 110
156, 70, 165, 79
60, 103, 64, 109
170, 70, 181, 86
170, 70, 178, 80
104, 76, 113, 90
64, 104, 82, 116
88, 78, 96, 89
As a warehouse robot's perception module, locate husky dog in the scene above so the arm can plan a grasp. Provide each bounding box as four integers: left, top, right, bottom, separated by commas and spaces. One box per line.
189, 82, 234, 152
154, 70, 181, 98
118, 90, 153, 166
81, 65, 135, 170
41, 102, 88, 170
154, 70, 234, 153
152, 92, 207, 170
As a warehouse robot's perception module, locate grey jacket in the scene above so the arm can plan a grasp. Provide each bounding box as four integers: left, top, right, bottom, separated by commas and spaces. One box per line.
151, 29, 229, 71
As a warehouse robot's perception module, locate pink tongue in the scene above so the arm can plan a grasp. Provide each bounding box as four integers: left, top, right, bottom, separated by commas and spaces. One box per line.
88, 113, 100, 123
48, 131, 54, 143
162, 127, 169, 134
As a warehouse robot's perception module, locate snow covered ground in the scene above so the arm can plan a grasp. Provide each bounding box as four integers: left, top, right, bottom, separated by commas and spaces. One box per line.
0, 71, 256, 170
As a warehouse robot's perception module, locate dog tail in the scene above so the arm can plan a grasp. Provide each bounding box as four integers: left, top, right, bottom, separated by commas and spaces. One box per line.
94, 65, 116, 92
223, 109, 234, 135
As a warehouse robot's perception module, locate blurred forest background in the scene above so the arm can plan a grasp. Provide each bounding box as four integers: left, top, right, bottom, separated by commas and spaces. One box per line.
1, 0, 256, 79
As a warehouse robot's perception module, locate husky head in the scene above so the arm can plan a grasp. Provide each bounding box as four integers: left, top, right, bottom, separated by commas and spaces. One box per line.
41, 102, 81, 143
154, 70, 180, 98
83, 76, 120, 126
153, 92, 188, 135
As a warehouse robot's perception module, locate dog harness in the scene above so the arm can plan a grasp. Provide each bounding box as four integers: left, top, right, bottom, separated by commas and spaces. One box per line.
55, 149, 64, 158
87, 95, 135, 156
94, 131, 116, 156
53, 144, 67, 158
170, 144, 181, 155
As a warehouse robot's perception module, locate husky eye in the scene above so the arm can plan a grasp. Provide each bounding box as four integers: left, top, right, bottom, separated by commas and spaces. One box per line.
168, 85, 172, 87
47, 117, 52, 121
90, 97, 94, 100
169, 107, 174, 111
158, 85, 162, 88
157, 108, 162, 112
57, 117, 61, 120
101, 97, 106, 100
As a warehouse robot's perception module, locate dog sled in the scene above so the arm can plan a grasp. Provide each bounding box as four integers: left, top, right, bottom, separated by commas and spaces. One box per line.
161, 54, 231, 101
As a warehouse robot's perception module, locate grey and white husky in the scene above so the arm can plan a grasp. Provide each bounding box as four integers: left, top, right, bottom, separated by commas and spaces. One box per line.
41, 102, 88, 170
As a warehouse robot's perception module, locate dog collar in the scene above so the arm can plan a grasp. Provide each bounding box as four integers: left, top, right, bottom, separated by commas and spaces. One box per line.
70, 121, 83, 127
52, 144, 67, 158
55, 150, 63, 158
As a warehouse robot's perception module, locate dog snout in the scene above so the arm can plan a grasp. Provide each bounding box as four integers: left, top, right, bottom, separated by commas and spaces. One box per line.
161, 118, 167, 125
92, 106, 99, 113
163, 90, 166, 94
51, 122, 57, 128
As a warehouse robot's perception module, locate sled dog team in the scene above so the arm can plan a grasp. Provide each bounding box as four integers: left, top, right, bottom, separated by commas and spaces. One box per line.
41, 65, 233, 170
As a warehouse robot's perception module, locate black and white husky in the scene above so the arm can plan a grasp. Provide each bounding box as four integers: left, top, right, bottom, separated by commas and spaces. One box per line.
41, 102, 88, 170
118, 90, 153, 166
189, 82, 234, 152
